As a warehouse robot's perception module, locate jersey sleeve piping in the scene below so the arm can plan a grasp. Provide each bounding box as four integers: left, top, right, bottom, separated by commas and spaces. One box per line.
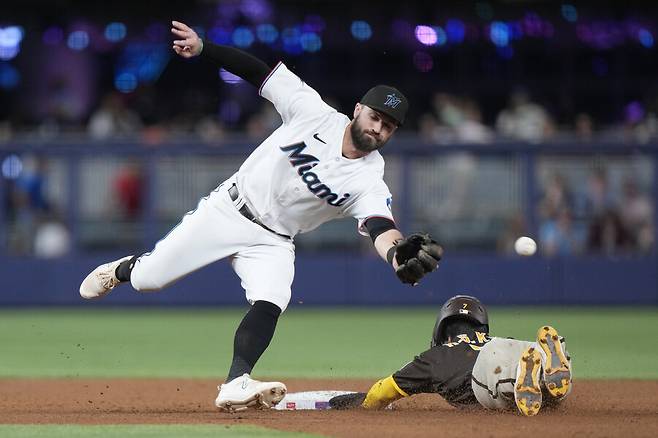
357, 215, 396, 236
362, 215, 396, 225
258, 61, 284, 96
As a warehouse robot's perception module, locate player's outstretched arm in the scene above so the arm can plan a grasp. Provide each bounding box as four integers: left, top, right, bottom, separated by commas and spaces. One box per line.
374, 229, 443, 286
362, 376, 408, 409
328, 376, 408, 410
171, 20, 271, 87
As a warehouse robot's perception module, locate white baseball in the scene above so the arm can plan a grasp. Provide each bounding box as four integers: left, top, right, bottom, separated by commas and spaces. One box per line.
514, 236, 537, 256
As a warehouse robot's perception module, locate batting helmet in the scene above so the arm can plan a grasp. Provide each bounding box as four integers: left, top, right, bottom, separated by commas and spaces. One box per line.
431, 295, 489, 347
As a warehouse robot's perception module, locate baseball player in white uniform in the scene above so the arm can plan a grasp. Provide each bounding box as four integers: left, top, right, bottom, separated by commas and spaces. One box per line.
79, 20, 443, 412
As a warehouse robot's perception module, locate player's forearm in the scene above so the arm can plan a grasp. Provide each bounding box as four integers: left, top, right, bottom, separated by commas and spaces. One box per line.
374, 228, 403, 269
200, 42, 271, 87
362, 375, 408, 409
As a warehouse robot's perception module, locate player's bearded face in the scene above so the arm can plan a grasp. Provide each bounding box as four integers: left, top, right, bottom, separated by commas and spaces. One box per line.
351, 113, 387, 153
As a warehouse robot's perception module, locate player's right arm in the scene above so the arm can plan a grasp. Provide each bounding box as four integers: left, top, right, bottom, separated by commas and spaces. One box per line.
171, 20, 270, 87
171, 20, 332, 124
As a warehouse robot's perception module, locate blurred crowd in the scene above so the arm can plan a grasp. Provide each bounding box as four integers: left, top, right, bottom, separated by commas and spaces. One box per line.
4, 152, 655, 258
4, 156, 71, 258
418, 89, 658, 145
535, 169, 654, 256
2, 85, 657, 258
3, 79, 658, 145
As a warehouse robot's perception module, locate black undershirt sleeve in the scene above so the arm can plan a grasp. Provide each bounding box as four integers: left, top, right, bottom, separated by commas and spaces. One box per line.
200, 41, 272, 88
364, 217, 397, 243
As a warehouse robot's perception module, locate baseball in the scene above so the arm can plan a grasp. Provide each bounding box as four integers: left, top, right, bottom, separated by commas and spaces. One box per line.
514, 236, 537, 256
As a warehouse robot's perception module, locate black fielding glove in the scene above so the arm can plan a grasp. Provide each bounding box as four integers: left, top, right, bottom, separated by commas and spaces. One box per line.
393, 233, 443, 285
329, 392, 367, 410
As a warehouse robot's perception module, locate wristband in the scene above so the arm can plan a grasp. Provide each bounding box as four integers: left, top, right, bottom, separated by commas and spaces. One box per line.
386, 246, 396, 265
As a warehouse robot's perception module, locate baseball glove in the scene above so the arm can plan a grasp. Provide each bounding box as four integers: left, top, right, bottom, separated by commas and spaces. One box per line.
394, 232, 443, 285
329, 392, 367, 410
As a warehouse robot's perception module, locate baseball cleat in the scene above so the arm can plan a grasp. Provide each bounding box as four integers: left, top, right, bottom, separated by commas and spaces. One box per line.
537, 325, 571, 398
514, 347, 543, 416
79, 255, 133, 299
215, 374, 287, 413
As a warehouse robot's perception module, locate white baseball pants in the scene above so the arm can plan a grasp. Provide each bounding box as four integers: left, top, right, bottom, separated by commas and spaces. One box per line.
129, 180, 296, 312
470, 337, 572, 410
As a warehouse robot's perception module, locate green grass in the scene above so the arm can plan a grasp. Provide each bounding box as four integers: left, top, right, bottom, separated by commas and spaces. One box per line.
0, 307, 656, 379
0, 425, 319, 438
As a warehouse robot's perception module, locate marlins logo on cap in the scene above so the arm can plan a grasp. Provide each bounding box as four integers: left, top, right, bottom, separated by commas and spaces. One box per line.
385, 93, 402, 108
360, 85, 409, 125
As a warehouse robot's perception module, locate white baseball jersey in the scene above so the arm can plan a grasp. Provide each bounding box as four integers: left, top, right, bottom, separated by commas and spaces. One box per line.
235, 62, 395, 237
129, 62, 397, 311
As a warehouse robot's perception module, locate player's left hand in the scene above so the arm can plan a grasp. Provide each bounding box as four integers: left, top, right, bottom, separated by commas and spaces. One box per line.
329, 392, 367, 410
394, 232, 443, 285
171, 20, 203, 58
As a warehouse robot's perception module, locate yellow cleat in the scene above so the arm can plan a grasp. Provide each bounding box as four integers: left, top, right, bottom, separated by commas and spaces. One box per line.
537, 325, 572, 399
514, 347, 543, 416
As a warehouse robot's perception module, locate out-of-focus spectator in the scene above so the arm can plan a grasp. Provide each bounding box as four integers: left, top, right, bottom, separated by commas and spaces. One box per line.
433, 153, 477, 219
113, 163, 143, 220
537, 173, 580, 256
88, 92, 142, 139
434, 93, 464, 127
14, 156, 50, 213
497, 213, 528, 255
577, 168, 616, 217
619, 178, 654, 252
496, 89, 554, 143
195, 116, 225, 144
539, 174, 572, 221
622, 101, 658, 144
246, 104, 283, 141
586, 208, 633, 254
539, 208, 582, 256
427, 93, 493, 144
420, 94, 491, 219
7, 156, 52, 254
574, 113, 594, 142
0, 119, 12, 142
38, 76, 83, 138
418, 112, 440, 143
455, 98, 494, 143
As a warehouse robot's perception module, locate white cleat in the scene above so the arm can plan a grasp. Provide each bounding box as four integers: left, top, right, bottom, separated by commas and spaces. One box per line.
79, 255, 133, 299
215, 374, 287, 413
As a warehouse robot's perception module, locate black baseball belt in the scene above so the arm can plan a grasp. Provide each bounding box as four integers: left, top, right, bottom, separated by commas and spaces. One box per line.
228, 184, 291, 239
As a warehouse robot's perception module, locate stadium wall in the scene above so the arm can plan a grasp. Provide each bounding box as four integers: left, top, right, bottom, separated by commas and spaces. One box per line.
0, 254, 655, 306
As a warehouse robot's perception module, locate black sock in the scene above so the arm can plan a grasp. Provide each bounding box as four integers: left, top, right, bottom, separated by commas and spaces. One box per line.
115, 256, 138, 282
227, 300, 281, 382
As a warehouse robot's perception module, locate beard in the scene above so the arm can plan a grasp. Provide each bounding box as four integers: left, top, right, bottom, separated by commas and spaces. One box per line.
350, 116, 385, 153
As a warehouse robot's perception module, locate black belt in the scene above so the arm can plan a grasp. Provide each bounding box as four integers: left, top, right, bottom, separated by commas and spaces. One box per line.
228, 184, 291, 239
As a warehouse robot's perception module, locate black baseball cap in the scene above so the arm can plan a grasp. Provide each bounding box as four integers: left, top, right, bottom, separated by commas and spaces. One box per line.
360, 85, 409, 125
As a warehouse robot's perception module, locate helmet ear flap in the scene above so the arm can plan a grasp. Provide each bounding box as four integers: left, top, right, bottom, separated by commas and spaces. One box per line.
431, 316, 442, 347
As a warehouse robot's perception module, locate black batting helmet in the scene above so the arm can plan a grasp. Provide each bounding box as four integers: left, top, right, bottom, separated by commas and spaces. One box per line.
431, 295, 489, 347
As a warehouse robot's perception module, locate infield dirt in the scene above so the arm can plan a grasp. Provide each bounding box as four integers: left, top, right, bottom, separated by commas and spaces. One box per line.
1, 378, 657, 437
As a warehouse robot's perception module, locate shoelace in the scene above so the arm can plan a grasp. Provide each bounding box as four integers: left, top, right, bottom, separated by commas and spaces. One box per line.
99, 264, 120, 290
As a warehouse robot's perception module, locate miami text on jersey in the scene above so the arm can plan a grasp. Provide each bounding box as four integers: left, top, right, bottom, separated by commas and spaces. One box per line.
280, 142, 350, 207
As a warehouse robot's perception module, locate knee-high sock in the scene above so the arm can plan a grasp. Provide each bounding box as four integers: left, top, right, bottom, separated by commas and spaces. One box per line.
227, 300, 281, 382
